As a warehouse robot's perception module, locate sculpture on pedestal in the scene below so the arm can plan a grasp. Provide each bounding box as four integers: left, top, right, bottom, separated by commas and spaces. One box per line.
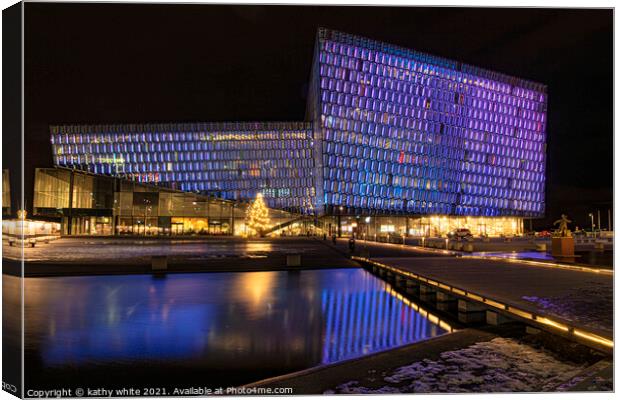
551, 214, 575, 257
553, 214, 572, 237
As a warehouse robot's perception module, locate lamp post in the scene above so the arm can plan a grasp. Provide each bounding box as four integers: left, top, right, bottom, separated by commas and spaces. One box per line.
588, 213, 595, 234
144, 198, 151, 237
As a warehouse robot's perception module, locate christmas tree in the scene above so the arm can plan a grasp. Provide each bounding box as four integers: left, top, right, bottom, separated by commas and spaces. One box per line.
245, 192, 270, 236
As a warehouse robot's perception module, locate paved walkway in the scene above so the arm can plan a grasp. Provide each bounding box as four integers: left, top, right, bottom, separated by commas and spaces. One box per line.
3, 237, 360, 276
370, 256, 612, 339
325, 237, 452, 258
3, 236, 338, 263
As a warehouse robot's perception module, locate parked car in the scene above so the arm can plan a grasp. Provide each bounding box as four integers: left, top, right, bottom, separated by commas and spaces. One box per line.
447, 228, 473, 239
536, 230, 552, 238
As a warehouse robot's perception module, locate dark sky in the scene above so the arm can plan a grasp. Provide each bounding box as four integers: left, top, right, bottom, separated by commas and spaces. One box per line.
23, 3, 613, 227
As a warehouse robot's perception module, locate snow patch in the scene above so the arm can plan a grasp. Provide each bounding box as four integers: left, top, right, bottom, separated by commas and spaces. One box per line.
521, 280, 612, 333
326, 338, 585, 393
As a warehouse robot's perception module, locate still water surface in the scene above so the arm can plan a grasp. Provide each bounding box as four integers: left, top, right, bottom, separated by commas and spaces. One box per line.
19, 268, 448, 390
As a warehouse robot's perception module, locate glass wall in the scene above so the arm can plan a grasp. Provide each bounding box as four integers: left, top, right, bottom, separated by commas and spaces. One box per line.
308, 28, 547, 218
33, 168, 71, 210
33, 168, 300, 236
319, 214, 523, 239
50, 122, 316, 213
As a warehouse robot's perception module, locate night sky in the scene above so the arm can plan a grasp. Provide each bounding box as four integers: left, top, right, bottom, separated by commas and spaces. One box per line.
22, 3, 613, 228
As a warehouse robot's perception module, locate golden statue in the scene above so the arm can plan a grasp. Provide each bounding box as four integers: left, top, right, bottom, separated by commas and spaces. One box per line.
17, 209, 27, 220
553, 214, 572, 237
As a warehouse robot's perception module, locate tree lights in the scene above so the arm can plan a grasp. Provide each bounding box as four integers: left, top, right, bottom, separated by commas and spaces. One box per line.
245, 192, 271, 237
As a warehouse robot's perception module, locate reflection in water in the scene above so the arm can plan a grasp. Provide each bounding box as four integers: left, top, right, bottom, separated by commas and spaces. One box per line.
20, 268, 448, 389
244, 241, 274, 253
238, 271, 276, 316
320, 285, 443, 364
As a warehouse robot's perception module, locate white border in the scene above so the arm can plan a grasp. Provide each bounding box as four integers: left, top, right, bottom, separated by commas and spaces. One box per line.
0, 2, 616, 400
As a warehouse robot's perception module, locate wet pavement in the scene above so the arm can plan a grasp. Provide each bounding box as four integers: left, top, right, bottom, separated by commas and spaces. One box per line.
3, 237, 274, 263
2, 237, 342, 264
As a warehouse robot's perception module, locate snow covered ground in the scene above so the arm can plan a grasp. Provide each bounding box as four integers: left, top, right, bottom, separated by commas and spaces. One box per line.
325, 338, 588, 393
522, 279, 613, 333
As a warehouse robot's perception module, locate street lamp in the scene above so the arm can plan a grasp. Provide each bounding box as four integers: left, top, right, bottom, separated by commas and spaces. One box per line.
588, 213, 595, 233
144, 198, 152, 237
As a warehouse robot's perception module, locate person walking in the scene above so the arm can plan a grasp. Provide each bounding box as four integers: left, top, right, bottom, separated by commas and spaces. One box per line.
348, 237, 356, 252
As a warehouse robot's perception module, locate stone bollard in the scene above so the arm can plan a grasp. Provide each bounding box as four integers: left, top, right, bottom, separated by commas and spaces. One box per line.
286, 253, 302, 267
436, 291, 457, 312
420, 284, 436, 303
526, 326, 542, 335
536, 243, 547, 252
486, 310, 513, 326
151, 255, 168, 271
458, 299, 486, 324
405, 279, 420, 296
462, 243, 474, 253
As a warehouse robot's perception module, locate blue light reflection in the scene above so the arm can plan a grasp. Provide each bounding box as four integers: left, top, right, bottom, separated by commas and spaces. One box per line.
23, 269, 447, 371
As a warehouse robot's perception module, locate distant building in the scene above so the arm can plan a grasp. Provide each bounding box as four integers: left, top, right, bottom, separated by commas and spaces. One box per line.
2, 169, 10, 217
44, 28, 547, 237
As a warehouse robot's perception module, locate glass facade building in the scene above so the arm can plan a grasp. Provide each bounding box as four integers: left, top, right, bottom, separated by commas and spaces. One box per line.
49, 29, 547, 236
51, 122, 316, 213
307, 29, 546, 218
33, 168, 300, 236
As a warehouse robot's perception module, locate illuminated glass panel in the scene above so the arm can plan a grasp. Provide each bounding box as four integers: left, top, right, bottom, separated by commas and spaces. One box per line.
50, 122, 316, 213
307, 28, 547, 217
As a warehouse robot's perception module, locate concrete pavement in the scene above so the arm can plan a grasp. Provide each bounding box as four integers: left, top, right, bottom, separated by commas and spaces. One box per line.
2, 237, 361, 276
362, 256, 612, 344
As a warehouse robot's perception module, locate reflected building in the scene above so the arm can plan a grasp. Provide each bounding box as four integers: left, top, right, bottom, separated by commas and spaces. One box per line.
20, 269, 447, 389
42, 28, 547, 237
320, 285, 448, 364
